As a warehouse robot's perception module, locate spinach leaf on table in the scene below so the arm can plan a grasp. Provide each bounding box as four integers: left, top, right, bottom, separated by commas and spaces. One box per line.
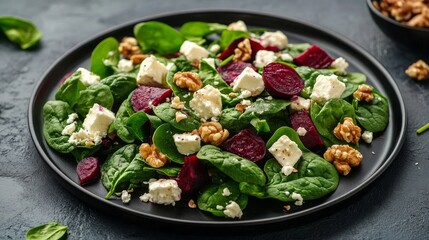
152, 123, 184, 164
55, 71, 87, 108
153, 103, 201, 132
74, 83, 114, 117
134, 21, 185, 54
197, 145, 266, 186
354, 88, 389, 132
180, 21, 227, 38
100, 73, 137, 105
0, 16, 42, 49
43, 100, 75, 154
90, 37, 119, 79
198, 181, 248, 217
26, 222, 68, 240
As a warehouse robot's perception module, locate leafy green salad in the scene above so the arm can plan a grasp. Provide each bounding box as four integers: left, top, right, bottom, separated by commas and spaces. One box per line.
42, 20, 389, 219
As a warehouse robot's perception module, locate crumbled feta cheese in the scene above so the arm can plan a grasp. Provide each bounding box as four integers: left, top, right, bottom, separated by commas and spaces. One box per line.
281, 165, 295, 176
310, 75, 345, 104
362, 131, 373, 144
331, 57, 349, 74
179, 40, 209, 63
175, 111, 187, 122
291, 192, 303, 206
121, 190, 131, 204
117, 59, 134, 73
202, 58, 216, 68
61, 122, 76, 136
279, 53, 293, 62
139, 179, 181, 206
222, 187, 231, 197
189, 85, 222, 119
231, 67, 265, 97
241, 99, 252, 106
83, 103, 115, 137
296, 127, 307, 136
259, 31, 288, 50
66, 113, 78, 124
136, 55, 167, 87
227, 20, 247, 32
223, 201, 243, 219
239, 90, 252, 99
171, 96, 185, 110
173, 132, 201, 155
209, 44, 221, 54
290, 96, 311, 112
77, 68, 100, 86
268, 135, 303, 175
216, 205, 224, 210
253, 50, 277, 68
68, 128, 102, 146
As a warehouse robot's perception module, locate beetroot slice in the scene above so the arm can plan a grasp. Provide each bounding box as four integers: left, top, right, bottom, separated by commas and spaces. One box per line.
289, 110, 324, 152
262, 62, 305, 99
217, 62, 257, 84
293, 45, 334, 69
221, 129, 266, 162
176, 155, 209, 197
218, 38, 266, 61
131, 85, 172, 113
76, 157, 100, 185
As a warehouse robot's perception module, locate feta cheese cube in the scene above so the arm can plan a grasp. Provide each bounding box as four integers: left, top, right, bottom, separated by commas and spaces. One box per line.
331, 57, 349, 74
117, 59, 133, 73
362, 130, 373, 144
136, 55, 167, 87
227, 20, 247, 32
290, 96, 311, 112
223, 201, 243, 219
83, 103, 115, 137
139, 179, 181, 206
268, 135, 303, 173
310, 75, 345, 104
173, 133, 201, 155
189, 85, 222, 119
77, 68, 100, 86
232, 67, 265, 97
260, 31, 288, 50
253, 50, 277, 68
179, 40, 209, 64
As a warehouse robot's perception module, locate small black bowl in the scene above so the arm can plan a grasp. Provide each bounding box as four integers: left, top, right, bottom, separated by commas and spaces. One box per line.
366, 0, 429, 49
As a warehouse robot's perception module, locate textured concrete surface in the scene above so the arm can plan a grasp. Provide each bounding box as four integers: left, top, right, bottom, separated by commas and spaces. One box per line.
1, 0, 429, 239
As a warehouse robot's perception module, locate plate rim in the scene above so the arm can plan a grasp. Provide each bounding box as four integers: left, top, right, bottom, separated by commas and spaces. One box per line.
28, 9, 407, 226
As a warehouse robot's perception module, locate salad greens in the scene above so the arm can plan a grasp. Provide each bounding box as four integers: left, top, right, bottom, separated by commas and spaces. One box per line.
0, 16, 42, 49
42, 19, 390, 220
26, 222, 68, 240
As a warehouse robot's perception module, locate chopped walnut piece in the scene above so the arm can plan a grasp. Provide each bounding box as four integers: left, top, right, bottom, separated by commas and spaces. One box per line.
372, 0, 429, 27
188, 199, 197, 209
139, 143, 169, 168
130, 54, 149, 64
405, 59, 429, 80
118, 37, 141, 59
353, 84, 374, 102
324, 144, 363, 176
235, 103, 248, 112
198, 122, 229, 146
173, 72, 203, 91
234, 38, 252, 62
333, 117, 362, 144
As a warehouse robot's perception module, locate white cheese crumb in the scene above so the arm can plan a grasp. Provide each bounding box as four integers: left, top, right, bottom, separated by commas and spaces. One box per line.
259, 31, 288, 50
77, 67, 100, 86
290, 96, 311, 112
121, 190, 131, 204
209, 44, 221, 54
171, 96, 185, 110
61, 122, 76, 136
175, 111, 188, 122
279, 53, 293, 62
117, 59, 134, 73
222, 187, 231, 197
216, 205, 224, 210
310, 74, 346, 104
253, 50, 277, 68
173, 132, 201, 155
227, 20, 247, 32
361, 131, 373, 144
281, 166, 295, 176
296, 127, 307, 136
291, 192, 303, 206
139, 179, 181, 206
189, 85, 222, 119
331, 57, 349, 74
223, 201, 243, 219
66, 113, 78, 124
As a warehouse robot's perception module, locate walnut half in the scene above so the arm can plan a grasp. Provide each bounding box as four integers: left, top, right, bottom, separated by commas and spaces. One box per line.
405, 59, 429, 81
118, 37, 141, 59
333, 117, 362, 144
234, 38, 252, 62
139, 143, 169, 168
198, 122, 229, 146
353, 84, 374, 102
173, 72, 203, 91
324, 144, 363, 176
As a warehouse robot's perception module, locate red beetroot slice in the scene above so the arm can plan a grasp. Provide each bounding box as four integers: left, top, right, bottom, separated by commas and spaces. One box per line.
176, 155, 209, 197
289, 110, 324, 152
217, 62, 257, 84
221, 129, 266, 162
293, 45, 334, 69
131, 85, 172, 113
218, 38, 266, 61
262, 62, 305, 99
77, 157, 100, 185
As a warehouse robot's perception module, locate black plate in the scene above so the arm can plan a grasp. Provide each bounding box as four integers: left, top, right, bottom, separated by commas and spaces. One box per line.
28, 10, 406, 226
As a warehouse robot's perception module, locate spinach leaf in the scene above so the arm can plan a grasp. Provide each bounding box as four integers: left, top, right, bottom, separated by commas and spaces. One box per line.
197, 145, 266, 186
250, 118, 270, 133
199, 60, 233, 95
43, 101, 75, 154
153, 103, 200, 132
285, 43, 311, 57
71, 144, 102, 162
219, 30, 249, 50
26, 222, 68, 240
134, 21, 185, 54
354, 88, 389, 132
55, 71, 86, 108
152, 123, 184, 164
310, 99, 357, 147
240, 98, 290, 121
134, 154, 181, 177
110, 93, 135, 143
0, 16, 42, 49
219, 108, 250, 133
198, 181, 248, 217
100, 73, 137, 104
240, 126, 339, 202
126, 111, 149, 142
74, 83, 114, 117
180, 21, 227, 38
165, 59, 196, 107
90, 37, 119, 79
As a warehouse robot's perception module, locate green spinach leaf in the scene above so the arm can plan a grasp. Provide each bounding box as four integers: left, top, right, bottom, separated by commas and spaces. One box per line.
219, 30, 249, 50
285, 43, 311, 57
26, 222, 68, 240
100, 73, 137, 104
126, 111, 149, 142
74, 83, 114, 117
354, 88, 389, 132
180, 21, 227, 38
110, 93, 135, 143
0, 16, 42, 49
240, 98, 290, 121
153, 103, 200, 132
134, 21, 185, 54
90, 37, 119, 79
219, 108, 250, 133
152, 123, 184, 164
55, 71, 86, 108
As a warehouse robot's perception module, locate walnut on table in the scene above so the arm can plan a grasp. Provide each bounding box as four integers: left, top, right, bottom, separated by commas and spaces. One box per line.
139, 143, 169, 168
333, 117, 362, 144
405, 59, 429, 80
173, 72, 203, 91
324, 144, 363, 176
198, 122, 229, 146
234, 38, 252, 62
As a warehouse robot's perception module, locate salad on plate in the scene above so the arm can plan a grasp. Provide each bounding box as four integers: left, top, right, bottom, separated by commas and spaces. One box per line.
42, 20, 389, 219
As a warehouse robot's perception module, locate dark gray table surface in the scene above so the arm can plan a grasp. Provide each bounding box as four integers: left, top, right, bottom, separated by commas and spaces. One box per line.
1, 0, 428, 239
